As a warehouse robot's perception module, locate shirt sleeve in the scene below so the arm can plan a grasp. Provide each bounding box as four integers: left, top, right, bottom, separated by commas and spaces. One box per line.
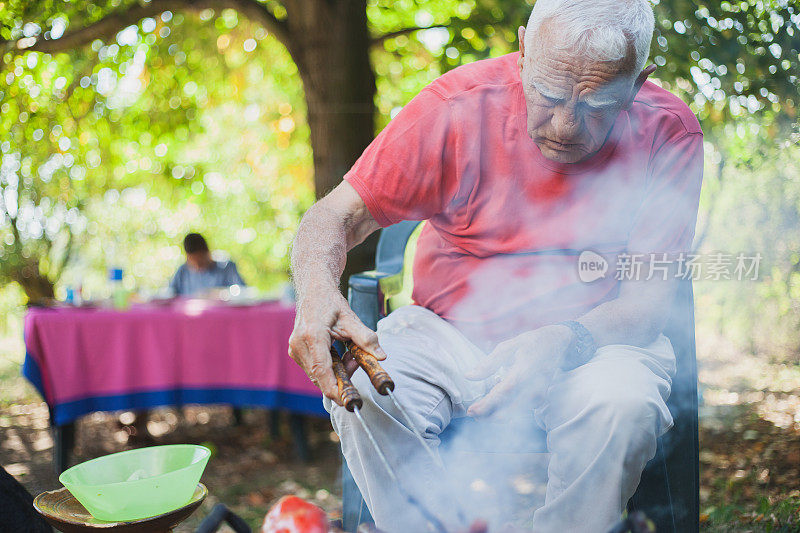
344, 87, 460, 227
627, 129, 704, 255
169, 266, 183, 295
225, 262, 246, 286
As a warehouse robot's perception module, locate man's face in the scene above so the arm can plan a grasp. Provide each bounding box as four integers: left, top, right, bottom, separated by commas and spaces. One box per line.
186, 250, 212, 271
518, 22, 636, 164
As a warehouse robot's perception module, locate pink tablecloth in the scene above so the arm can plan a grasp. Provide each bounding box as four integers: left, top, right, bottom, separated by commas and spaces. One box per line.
22, 300, 324, 425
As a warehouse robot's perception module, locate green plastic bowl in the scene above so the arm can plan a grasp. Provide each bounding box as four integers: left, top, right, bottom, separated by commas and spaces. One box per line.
58, 444, 210, 522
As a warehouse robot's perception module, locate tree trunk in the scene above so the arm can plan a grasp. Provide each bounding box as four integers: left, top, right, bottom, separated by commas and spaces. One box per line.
286, 0, 381, 292
11, 258, 56, 305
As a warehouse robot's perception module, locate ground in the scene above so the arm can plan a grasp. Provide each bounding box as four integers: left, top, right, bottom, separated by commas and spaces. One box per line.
695, 333, 800, 532
1, 330, 799, 532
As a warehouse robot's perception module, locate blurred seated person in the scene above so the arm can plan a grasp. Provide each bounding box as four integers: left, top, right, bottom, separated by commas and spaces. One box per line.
126, 233, 247, 440
169, 233, 246, 296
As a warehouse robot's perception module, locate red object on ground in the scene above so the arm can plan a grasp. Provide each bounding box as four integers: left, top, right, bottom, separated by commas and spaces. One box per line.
467, 519, 489, 533
262, 495, 328, 533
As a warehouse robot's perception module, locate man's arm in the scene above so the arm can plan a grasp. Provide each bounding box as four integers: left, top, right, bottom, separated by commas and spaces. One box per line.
578, 274, 676, 349
225, 262, 246, 287
169, 265, 183, 296
289, 181, 383, 403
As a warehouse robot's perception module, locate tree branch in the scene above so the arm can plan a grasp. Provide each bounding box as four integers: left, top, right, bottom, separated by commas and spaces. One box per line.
219, 0, 292, 49
5, 0, 294, 58
372, 24, 447, 46
8, 2, 170, 54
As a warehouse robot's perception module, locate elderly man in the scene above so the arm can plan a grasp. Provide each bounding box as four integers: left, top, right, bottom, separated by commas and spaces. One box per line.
290, 0, 703, 530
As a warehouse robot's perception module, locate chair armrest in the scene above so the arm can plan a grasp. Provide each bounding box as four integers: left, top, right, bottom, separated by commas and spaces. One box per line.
348, 271, 399, 330
195, 504, 251, 533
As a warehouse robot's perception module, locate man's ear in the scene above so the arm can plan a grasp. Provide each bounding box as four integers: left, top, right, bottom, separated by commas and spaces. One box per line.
623, 64, 656, 109
518, 26, 526, 71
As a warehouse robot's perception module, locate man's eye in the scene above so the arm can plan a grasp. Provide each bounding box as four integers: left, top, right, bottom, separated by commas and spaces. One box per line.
539, 93, 561, 105
582, 104, 606, 117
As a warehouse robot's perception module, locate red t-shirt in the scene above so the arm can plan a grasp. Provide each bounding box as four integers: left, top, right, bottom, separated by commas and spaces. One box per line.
345, 52, 703, 346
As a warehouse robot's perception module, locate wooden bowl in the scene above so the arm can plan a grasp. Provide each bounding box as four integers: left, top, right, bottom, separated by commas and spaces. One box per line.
33, 483, 207, 533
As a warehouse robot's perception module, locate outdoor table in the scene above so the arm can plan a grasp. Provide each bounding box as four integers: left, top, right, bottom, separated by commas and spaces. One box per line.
22, 299, 325, 472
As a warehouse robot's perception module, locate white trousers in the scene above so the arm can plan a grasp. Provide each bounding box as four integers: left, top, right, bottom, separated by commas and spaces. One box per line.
326, 305, 676, 533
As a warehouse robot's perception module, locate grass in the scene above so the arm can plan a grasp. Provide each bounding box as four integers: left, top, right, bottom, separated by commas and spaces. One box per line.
0, 332, 39, 408
702, 496, 800, 532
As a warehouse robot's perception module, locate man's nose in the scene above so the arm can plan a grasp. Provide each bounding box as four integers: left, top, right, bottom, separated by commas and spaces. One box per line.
551, 104, 580, 140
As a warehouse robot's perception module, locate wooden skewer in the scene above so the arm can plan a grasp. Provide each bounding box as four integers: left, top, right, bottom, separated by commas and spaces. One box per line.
330, 347, 363, 412
346, 342, 395, 395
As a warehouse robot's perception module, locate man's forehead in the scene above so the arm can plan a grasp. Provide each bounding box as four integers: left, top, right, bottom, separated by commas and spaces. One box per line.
525, 16, 636, 103
524, 60, 630, 106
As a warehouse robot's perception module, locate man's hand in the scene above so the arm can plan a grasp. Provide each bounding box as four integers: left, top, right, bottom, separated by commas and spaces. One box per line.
288, 288, 386, 405
465, 324, 574, 417
289, 181, 383, 405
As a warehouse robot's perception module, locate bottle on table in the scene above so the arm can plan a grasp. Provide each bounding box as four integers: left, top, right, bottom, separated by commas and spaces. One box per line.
64, 279, 83, 306
65, 287, 75, 305
109, 267, 129, 310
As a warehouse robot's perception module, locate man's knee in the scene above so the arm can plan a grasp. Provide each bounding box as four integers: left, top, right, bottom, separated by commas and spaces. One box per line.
578, 348, 673, 438
582, 377, 671, 464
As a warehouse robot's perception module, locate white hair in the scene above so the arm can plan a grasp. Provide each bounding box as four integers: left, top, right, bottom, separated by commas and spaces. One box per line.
526, 0, 654, 75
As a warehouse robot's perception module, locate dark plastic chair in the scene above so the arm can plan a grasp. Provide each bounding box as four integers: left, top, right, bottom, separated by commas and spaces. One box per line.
342, 221, 699, 533
195, 503, 252, 532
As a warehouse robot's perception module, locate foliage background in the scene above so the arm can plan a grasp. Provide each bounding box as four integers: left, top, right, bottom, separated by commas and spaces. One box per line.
2, 0, 799, 357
